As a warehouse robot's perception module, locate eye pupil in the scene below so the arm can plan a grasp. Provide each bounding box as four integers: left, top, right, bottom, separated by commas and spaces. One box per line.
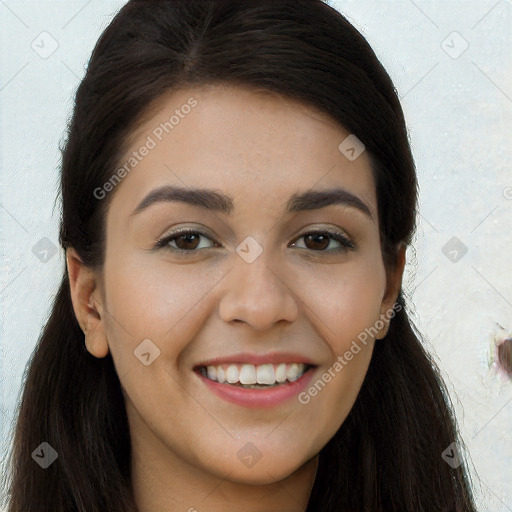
305, 234, 329, 250
176, 233, 200, 250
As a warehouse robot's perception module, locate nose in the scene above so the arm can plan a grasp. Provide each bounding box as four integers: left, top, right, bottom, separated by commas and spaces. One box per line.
218, 246, 299, 331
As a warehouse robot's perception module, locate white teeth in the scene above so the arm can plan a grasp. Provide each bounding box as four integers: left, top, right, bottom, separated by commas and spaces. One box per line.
256, 363, 275, 385
216, 366, 226, 384
226, 364, 239, 383
207, 366, 217, 381
201, 362, 309, 386
239, 364, 257, 385
275, 363, 287, 383
286, 363, 302, 382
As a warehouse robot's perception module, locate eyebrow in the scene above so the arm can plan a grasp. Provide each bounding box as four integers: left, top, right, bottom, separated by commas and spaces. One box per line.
129, 185, 373, 220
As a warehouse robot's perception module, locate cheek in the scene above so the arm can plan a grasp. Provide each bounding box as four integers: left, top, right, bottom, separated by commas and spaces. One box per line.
101, 254, 224, 367
296, 286, 380, 458
301, 261, 385, 352
331, 277, 383, 349
293, 257, 384, 424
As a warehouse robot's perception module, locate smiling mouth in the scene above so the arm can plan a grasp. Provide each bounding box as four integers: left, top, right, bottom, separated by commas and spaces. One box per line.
194, 362, 314, 389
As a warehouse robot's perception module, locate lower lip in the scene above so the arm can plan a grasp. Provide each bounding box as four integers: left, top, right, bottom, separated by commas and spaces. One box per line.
195, 367, 316, 408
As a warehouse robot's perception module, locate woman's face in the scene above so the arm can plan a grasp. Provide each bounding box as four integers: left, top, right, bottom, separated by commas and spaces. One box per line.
71, 84, 403, 487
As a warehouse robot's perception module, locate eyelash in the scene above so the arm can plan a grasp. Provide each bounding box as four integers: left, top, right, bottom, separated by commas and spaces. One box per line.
154, 228, 355, 255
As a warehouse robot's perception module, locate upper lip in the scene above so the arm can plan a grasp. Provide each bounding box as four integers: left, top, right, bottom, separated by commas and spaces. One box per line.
194, 352, 318, 368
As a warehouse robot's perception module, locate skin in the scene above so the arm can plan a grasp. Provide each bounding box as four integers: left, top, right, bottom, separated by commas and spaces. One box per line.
67, 83, 406, 512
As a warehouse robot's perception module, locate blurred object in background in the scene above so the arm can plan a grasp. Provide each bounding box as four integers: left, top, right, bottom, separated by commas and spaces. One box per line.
489, 323, 512, 380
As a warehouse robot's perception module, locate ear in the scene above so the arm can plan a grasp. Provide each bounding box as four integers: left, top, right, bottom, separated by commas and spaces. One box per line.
377, 244, 406, 339
66, 247, 109, 358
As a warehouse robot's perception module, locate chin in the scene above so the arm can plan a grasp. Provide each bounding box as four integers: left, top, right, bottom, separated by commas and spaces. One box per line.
212, 449, 315, 486
224, 465, 300, 486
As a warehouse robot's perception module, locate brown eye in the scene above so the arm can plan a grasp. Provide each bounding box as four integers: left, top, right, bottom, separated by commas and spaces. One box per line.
291, 230, 355, 252
174, 233, 201, 250
155, 230, 217, 253
304, 233, 330, 250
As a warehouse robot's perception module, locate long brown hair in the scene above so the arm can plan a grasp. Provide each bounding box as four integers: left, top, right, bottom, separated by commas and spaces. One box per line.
1, 1, 478, 510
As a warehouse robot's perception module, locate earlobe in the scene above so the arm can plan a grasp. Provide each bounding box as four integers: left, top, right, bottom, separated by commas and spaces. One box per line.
84, 327, 110, 358
378, 244, 407, 339
66, 248, 110, 359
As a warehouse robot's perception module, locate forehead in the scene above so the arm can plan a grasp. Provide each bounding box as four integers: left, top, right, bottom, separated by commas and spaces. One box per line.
106, 84, 377, 224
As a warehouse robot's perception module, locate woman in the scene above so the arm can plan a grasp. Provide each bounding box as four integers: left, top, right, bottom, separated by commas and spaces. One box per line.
1, 0, 478, 510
